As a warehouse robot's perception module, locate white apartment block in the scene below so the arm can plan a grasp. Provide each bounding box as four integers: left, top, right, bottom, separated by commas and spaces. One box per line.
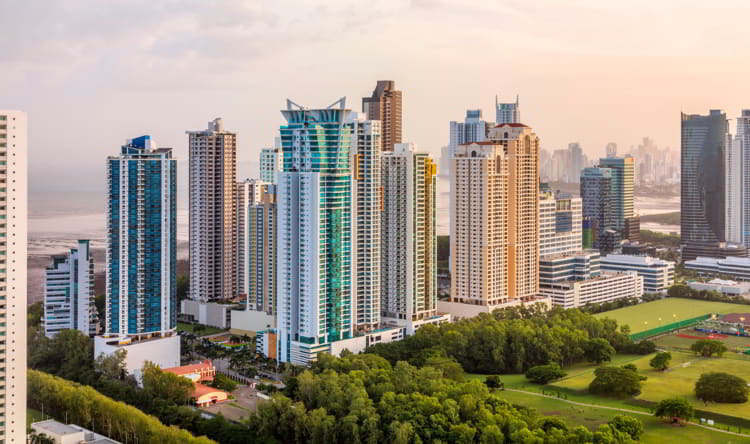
685, 256, 750, 281
43, 240, 98, 338
449, 123, 539, 312
0, 110, 27, 443
235, 179, 270, 297
188, 118, 237, 301
726, 130, 742, 244
738, 111, 750, 248
350, 114, 381, 332
544, 271, 643, 309
381, 143, 438, 325
260, 140, 283, 184
539, 191, 582, 257
600, 254, 675, 293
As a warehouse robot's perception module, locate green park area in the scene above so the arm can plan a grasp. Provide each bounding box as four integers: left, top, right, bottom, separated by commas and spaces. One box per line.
594, 298, 744, 334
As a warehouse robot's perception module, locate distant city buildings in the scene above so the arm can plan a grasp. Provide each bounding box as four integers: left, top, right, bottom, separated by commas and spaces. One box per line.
188, 118, 237, 301
259, 138, 282, 183
580, 156, 635, 249
495, 95, 520, 124
681, 110, 729, 245
43, 240, 98, 338
580, 167, 613, 245
381, 143, 438, 327
539, 189, 582, 257
600, 254, 675, 293
685, 255, 750, 281
0, 110, 27, 441
363, 80, 402, 151
446, 123, 541, 317
598, 156, 635, 231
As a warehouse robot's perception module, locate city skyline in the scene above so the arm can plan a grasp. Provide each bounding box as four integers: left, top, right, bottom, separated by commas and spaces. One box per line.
6, 1, 750, 215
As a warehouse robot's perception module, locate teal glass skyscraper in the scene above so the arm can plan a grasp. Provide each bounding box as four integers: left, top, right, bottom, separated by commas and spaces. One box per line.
106, 136, 177, 338
276, 99, 354, 365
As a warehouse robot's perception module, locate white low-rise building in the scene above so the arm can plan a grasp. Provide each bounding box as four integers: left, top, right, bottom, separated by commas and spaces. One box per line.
542, 271, 644, 309
685, 256, 750, 281
180, 299, 239, 329
600, 254, 675, 293
689, 279, 750, 298
94, 334, 180, 380
32, 420, 121, 444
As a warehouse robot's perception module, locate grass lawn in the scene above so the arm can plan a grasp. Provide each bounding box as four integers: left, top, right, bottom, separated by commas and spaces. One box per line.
655, 332, 750, 354
550, 351, 750, 421
594, 298, 744, 333
176, 322, 226, 336
494, 390, 750, 444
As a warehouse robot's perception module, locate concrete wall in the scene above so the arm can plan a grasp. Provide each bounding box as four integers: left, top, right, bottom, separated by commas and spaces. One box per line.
230, 309, 276, 335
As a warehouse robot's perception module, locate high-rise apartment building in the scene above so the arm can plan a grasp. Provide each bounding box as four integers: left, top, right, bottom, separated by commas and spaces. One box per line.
605, 142, 618, 158
381, 143, 437, 325
362, 80, 402, 151
105, 136, 177, 338
495, 95, 520, 124
598, 157, 635, 230
448, 123, 539, 313
247, 186, 277, 314
43, 240, 98, 338
188, 118, 237, 301
539, 190, 582, 257
350, 113, 381, 332
276, 98, 355, 365
580, 167, 613, 245
681, 110, 729, 244
0, 110, 27, 443
568, 143, 585, 183
737, 110, 750, 248
259, 138, 283, 183
449, 109, 489, 152
235, 179, 271, 297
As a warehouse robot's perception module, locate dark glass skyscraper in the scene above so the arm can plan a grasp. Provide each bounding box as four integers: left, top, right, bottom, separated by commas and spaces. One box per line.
107, 136, 177, 337
681, 110, 728, 244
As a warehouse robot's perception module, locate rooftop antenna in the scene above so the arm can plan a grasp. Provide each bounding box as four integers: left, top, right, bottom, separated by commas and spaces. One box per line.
326, 97, 347, 109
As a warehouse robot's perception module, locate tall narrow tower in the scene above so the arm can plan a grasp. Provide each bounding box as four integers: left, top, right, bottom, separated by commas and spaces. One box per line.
276, 98, 355, 365
0, 110, 27, 443
362, 80, 402, 151
495, 94, 520, 124
381, 143, 438, 326
188, 118, 237, 301
106, 136, 176, 337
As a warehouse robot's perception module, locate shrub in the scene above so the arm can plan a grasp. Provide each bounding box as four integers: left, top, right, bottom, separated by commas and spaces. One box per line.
695, 372, 749, 403
649, 352, 672, 371
525, 364, 567, 384
690, 339, 727, 357
654, 397, 694, 420
608, 415, 644, 440
589, 366, 641, 397
484, 375, 503, 389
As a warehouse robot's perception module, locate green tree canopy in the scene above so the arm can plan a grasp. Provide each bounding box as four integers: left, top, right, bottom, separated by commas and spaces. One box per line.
142, 362, 194, 405
695, 372, 749, 403
690, 339, 727, 357
654, 397, 694, 421
649, 352, 672, 371
525, 364, 567, 384
589, 366, 642, 398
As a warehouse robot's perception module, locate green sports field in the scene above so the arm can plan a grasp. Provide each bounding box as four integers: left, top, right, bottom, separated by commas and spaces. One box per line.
594, 298, 744, 333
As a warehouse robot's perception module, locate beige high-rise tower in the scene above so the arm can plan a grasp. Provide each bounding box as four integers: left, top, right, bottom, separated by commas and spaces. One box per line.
188, 118, 237, 301
362, 80, 402, 151
447, 123, 539, 317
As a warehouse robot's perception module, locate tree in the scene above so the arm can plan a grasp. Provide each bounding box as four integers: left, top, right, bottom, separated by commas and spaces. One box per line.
695, 372, 749, 403
585, 338, 615, 364
141, 362, 194, 405
28, 301, 43, 327
649, 352, 672, 371
690, 339, 727, 357
484, 375, 503, 390
424, 355, 464, 381
608, 415, 643, 440
95, 349, 128, 380
667, 284, 692, 299
525, 364, 567, 384
177, 275, 190, 302
654, 397, 694, 422
589, 366, 641, 397
29, 432, 55, 444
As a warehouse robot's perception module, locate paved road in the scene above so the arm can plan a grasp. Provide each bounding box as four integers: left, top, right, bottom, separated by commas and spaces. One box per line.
504, 388, 750, 439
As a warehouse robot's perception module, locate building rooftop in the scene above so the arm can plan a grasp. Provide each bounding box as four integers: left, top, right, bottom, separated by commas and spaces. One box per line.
163, 359, 213, 376
722, 313, 750, 325
33, 419, 80, 435
601, 254, 674, 267
494, 123, 528, 128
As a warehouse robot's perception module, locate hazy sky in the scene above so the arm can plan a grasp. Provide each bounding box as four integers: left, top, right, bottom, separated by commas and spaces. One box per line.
3, 0, 750, 215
